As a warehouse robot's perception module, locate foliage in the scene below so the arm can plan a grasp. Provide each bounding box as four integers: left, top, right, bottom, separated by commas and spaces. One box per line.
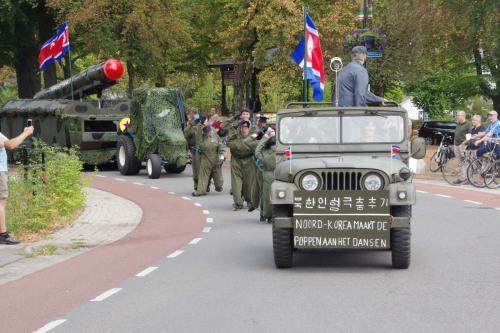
6, 142, 87, 236
186, 73, 221, 113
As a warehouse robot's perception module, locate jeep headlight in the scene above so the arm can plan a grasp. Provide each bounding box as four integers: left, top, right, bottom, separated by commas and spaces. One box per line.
364, 174, 383, 191
301, 173, 320, 191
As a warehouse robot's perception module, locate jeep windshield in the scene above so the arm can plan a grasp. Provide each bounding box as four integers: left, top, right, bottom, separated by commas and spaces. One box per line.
279, 115, 404, 144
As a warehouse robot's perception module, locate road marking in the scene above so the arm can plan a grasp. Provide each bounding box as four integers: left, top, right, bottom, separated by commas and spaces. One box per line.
496, 208, 500, 211
194, 203, 202, 207
114, 178, 125, 182
202, 210, 210, 215
96, 175, 106, 178
416, 190, 428, 194
181, 196, 192, 201
168, 191, 175, 194
167, 250, 184, 258
33, 319, 67, 333
436, 194, 452, 198
150, 186, 160, 190
133, 182, 144, 186
189, 238, 203, 244
206, 217, 214, 223
203, 227, 212, 233
136, 266, 158, 277
90, 288, 122, 302
464, 200, 483, 205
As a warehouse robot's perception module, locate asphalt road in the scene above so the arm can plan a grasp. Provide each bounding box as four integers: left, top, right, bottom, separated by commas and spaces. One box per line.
44, 165, 500, 333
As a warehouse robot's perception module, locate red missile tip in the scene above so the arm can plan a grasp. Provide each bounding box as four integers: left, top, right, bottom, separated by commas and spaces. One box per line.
103, 59, 124, 81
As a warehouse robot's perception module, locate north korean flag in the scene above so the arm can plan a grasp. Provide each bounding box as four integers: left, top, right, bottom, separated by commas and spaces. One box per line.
38, 22, 71, 70
291, 13, 325, 102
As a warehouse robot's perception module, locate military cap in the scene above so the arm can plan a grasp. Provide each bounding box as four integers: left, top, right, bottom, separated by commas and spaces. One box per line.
239, 120, 250, 128
258, 116, 268, 123
240, 107, 251, 115
352, 46, 368, 55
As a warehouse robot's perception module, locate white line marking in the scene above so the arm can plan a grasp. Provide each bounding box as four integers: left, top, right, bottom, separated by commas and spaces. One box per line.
496, 208, 500, 211
206, 217, 214, 223
464, 200, 483, 205
114, 178, 125, 182
96, 175, 106, 178
181, 196, 192, 201
416, 190, 428, 194
194, 203, 202, 207
33, 319, 67, 333
150, 186, 160, 190
202, 210, 210, 215
90, 288, 122, 302
136, 266, 158, 277
203, 227, 212, 233
168, 191, 175, 194
167, 250, 184, 258
189, 238, 202, 244
436, 194, 452, 198
133, 182, 144, 186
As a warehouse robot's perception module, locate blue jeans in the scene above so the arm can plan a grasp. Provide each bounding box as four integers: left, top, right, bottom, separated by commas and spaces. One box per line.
476, 142, 500, 159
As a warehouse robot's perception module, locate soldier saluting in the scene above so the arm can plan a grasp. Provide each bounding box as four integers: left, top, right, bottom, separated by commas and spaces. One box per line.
338, 46, 386, 107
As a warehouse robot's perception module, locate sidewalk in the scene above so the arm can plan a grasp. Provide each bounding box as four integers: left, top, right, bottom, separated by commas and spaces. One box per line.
0, 187, 142, 285
414, 177, 500, 196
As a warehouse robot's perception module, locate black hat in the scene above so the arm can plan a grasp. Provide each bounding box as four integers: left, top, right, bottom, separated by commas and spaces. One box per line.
258, 116, 268, 123
239, 120, 250, 128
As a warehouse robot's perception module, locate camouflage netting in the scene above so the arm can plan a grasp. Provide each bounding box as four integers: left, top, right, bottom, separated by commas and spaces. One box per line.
131, 88, 187, 166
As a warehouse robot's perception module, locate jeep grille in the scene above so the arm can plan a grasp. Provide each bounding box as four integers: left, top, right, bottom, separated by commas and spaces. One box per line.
320, 171, 362, 191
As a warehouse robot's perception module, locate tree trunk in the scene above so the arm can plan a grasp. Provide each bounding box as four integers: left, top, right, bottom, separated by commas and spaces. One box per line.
14, 54, 41, 98
492, 94, 500, 113
231, 63, 246, 114
43, 63, 57, 88
127, 61, 135, 98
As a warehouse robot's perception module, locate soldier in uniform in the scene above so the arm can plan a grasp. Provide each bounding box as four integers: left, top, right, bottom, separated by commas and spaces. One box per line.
192, 123, 225, 197
254, 127, 277, 223
184, 113, 203, 191
338, 46, 386, 107
250, 116, 269, 218
227, 121, 258, 211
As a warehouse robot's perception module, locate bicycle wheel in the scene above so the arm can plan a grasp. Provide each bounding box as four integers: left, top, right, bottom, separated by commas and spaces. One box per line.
467, 158, 487, 188
442, 157, 467, 185
429, 151, 441, 172
485, 159, 500, 189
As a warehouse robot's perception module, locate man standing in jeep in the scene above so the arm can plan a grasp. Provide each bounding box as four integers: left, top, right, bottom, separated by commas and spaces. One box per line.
338, 46, 386, 107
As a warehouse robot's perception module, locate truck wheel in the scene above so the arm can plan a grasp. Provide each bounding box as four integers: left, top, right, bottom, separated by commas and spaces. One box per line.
391, 205, 412, 269
272, 205, 293, 268
147, 154, 162, 179
117, 135, 141, 175
165, 164, 186, 174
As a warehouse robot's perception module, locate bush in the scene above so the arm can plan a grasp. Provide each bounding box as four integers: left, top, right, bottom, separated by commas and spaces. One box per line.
6, 143, 87, 237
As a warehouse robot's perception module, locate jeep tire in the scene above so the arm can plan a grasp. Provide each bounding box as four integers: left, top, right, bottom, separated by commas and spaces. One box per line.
272, 205, 293, 268
147, 154, 162, 179
391, 205, 412, 269
117, 135, 141, 175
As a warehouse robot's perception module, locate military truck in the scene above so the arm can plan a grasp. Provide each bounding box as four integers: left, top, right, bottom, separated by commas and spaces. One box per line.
116, 87, 188, 179
0, 59, 128, 165
271, 102, 426, 269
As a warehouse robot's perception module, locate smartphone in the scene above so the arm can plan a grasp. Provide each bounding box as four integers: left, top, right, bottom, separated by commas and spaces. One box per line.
27, 119, 32, 127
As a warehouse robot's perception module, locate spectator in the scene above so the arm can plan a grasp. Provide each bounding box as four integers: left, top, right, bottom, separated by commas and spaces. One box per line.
466, 115, 485, 150
0, 126, 34, 245
208, 107, 219, 126
453, 110, 472, 159
475, 110, 500, 158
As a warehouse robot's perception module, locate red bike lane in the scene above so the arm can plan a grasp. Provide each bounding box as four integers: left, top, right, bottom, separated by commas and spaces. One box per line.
0, 176, 206, 333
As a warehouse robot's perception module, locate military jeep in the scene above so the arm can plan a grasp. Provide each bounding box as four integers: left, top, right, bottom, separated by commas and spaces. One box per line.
271, 102, 426, 269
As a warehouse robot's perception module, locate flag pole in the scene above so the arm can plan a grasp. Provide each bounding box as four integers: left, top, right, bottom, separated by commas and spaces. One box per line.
302, 6, 308, 102
67, 48, 74, 100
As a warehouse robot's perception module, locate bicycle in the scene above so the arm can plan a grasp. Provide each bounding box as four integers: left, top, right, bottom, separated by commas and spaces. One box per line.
441, 148, 475, 185
466, 139, 499, 188
429, 132, 454, 172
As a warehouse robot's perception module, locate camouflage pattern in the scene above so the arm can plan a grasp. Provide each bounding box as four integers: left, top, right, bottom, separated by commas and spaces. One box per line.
0, 99, 130, 165
127, 87, 188, 169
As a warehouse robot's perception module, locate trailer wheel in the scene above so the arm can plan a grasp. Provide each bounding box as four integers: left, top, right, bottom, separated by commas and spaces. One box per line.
117, 135, 141, 175
147, 154, 162, 179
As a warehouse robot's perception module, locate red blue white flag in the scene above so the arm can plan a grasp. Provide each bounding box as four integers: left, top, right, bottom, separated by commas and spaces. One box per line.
38, 22, 71, 70
391, 145, 400, 159
291, 13, 325, 102
284, 146, 292, 161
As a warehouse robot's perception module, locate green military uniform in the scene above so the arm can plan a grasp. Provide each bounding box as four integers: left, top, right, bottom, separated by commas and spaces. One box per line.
227, 132, 258, 209
254, 136, 276, 221
194, 128, 225, 196
222, 117, 259, 138
184, 121, 203, 190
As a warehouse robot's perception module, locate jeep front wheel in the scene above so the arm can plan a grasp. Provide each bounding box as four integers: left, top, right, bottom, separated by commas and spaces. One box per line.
117, 135, 141, 175
391, 205, 412, 269
272, 205, 293, 268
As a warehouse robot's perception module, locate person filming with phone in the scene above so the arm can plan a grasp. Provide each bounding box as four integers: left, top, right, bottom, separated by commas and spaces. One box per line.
0, 122, 34, 244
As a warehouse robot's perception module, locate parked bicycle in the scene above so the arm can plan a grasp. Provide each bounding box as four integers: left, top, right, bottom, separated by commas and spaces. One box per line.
441, 148, 476, 185
429, 131, 454, 172
466, 139, 499, 188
